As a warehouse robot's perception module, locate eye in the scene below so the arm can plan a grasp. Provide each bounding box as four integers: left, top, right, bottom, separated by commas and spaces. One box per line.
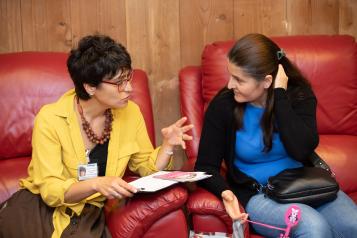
233, 76, 244, 84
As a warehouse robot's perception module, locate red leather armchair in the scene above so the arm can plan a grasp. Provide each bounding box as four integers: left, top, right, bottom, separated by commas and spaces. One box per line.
179, 35, 357, 237
0, 52, 188, 238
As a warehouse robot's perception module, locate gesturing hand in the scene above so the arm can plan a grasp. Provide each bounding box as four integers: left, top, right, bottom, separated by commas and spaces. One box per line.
274, 64, 288, 90
93, 176, 137, 199
222, 190, 249, 222
161, 117, 194, 149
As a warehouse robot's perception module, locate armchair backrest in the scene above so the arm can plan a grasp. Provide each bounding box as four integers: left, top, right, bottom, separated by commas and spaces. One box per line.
179, 35, 357, 168
0, 52, 155, 160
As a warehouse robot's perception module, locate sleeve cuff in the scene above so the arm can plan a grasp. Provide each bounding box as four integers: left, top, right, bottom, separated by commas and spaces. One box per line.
274, 88, 288, 101
165, 155, 174, 170
61, 178, 80, 207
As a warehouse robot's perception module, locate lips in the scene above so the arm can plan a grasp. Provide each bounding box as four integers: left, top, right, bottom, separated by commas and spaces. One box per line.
121, 95, 131, 101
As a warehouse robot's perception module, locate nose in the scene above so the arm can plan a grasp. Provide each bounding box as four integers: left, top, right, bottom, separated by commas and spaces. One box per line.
227, 77, 235, 89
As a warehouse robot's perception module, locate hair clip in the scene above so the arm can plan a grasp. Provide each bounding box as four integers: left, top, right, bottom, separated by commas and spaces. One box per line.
277, 49, 286, 61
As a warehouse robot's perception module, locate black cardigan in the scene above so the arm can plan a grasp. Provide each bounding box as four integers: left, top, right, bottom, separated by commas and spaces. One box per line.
195, 87, 319, 208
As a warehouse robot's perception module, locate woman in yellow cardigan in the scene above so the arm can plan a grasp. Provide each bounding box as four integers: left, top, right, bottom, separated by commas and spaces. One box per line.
0, 35, 193, 238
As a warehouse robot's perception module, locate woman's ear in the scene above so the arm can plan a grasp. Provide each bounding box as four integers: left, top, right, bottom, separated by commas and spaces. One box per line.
83, 83, 96, 96
263, 75, 273, 89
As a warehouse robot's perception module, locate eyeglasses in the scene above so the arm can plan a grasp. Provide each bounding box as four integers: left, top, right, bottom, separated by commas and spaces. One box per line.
102, 70, 133, 92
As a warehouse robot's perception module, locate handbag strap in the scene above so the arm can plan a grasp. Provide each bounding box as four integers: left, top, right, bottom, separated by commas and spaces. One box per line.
310, 152, 335, 177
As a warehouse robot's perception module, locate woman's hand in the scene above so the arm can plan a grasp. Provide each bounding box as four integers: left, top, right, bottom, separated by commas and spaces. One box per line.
274, 64, 288, 90
222, 190, 248, 222
92, 176, 138, 199
161, 117, 194, 149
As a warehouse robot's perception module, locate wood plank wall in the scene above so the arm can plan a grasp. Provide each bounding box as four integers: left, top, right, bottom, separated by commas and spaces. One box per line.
1, 0, 356, 167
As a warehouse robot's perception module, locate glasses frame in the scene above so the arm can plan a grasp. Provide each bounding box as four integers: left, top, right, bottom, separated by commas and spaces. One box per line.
102, 70, 134, 92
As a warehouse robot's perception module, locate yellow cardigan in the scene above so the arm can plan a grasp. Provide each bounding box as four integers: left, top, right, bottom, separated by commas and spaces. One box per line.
20, 89, 172, 238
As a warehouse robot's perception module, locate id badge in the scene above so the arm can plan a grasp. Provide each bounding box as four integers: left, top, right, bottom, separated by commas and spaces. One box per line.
78, 163, 98, 181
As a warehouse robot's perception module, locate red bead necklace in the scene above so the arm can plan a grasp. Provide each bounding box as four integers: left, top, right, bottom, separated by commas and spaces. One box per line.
76, 97, 113, 144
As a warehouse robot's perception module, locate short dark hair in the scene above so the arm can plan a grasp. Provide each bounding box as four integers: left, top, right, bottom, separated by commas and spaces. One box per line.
67, 35, 132, 100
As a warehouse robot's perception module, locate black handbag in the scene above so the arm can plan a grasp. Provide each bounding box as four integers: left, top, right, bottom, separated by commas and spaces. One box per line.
262, 152, 339, 207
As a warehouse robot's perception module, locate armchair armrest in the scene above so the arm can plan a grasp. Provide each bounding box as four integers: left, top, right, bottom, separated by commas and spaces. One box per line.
179, 66, 204, 168
187, 187, 249, 237
105, 185, 188, 238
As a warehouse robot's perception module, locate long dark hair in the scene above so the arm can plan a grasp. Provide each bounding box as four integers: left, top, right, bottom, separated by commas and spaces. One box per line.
227, 33, 311, 152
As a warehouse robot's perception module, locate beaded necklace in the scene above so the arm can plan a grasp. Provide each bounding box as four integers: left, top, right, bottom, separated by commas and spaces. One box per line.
76, 97, 113, 144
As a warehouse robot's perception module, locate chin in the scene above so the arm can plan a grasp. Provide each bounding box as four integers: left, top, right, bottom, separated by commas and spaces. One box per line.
234, 95, 247, 103
113, 100, 129, 109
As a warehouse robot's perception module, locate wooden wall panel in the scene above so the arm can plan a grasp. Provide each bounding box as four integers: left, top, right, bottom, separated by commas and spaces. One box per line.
96, 0, 127, 46
126, 0, 150, 71
287, 0, 339, 35
21, 0, 71, 52
339, 0, 357, 37
148, 0, 182, 167
70, 0, 98, 44
126, 0, 182, 167
0, 0, 22, 52
1, 0, 357, 167
127, 0, 184, 167
180, 0, 234, 67
70, 0, 126, 47
234, 0, 287, 39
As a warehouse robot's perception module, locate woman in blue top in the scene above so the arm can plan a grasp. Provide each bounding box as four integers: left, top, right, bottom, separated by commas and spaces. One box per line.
195, 33, 357, 238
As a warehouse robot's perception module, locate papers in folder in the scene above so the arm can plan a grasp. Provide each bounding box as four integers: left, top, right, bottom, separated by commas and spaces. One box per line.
129, 171, 211, 192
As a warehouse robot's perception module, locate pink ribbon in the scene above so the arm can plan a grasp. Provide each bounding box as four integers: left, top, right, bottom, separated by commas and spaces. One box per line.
244, 205, 301, 238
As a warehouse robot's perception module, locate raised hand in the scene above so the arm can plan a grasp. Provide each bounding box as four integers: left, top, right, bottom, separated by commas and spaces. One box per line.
274, 64, 288, 90
222, 190, 249, 222
161, 117, 194, 149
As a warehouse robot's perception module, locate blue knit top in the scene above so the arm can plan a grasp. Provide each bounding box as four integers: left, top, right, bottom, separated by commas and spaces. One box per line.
234, 103, 302, 185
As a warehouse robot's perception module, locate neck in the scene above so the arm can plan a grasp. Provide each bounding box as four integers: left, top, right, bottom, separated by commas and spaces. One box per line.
76, 96, 113, 145
77, 97, 107, 120
251, 91, 267, 108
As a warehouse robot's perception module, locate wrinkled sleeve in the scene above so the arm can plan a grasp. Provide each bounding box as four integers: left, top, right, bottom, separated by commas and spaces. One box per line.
195, 97, 230, 198
128, 108, 173, 177
31, 110, 78, 207
274, 88, 319, 161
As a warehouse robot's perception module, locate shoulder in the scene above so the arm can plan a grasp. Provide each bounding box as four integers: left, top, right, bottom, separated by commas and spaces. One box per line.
208, 88, 236, 113
203, 88, 236, 127
35, 90, 74, 122
287, 83, 316, 103
32, 104, 63, 140
37, 103, 55, 117
35, 102, 63, 125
